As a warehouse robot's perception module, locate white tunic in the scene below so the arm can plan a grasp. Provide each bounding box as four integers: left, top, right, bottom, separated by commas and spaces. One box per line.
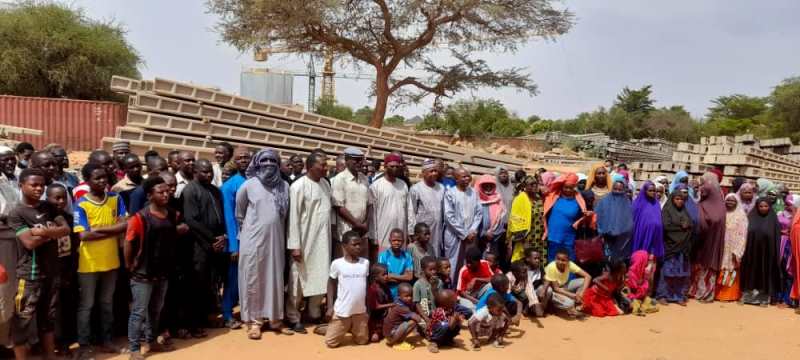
331, 170, 369, 239
287, 176, 333, 297
368, 176, 408, 252
407, 181, 445, 257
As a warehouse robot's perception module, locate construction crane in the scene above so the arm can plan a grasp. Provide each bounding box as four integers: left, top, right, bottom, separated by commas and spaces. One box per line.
253, 45, 374, 111
321, 48, 335, 101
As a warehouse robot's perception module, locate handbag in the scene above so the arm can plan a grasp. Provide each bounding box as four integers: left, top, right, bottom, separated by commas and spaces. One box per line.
575, 234, 605, 264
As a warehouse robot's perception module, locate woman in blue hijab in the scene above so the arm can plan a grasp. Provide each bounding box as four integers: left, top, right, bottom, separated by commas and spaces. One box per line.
595, 180, 634, 262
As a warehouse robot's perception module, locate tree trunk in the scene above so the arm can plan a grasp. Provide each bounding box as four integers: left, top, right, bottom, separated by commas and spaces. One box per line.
369, 70, 390, 128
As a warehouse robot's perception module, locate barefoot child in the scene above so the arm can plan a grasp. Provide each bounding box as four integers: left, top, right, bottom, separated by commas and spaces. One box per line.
413, 256, 438, 322
582, 260, 627, 317
468, 293, 508, 351
426, 289, 467, 353
627, 250, 659, 316
524, 248, 548, 316
325, 231, 370, 348
506, 261, 538, 317
475, 274, 522, 326
456, 247, 494, 310
9, 169, 72, 360
543, 248, 592, 318
383, 283, 424, 350
378, 229, 414, 299
408, 223, 434, 279
366, 264, 393, 342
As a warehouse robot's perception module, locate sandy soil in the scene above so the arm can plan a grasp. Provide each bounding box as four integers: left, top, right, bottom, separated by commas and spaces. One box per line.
95, 301, 800, 360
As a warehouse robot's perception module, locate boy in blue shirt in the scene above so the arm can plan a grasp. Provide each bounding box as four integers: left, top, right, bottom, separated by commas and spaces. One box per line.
475, 273, 522, 326
377, 228, 413, 299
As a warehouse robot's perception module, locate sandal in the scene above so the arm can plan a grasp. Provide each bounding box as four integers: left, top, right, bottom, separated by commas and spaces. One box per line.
391, 341, 414, 351
175, 329, 192, 340
247, 325, 262, 340
427, 342, 439, 353
471, 339, 482, 351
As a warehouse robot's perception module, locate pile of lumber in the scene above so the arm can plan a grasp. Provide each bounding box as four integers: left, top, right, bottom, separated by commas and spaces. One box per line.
105, 76, 527, 177
631, 135, 800, 191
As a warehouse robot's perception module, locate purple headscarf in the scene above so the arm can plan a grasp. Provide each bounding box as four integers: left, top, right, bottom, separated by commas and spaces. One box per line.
736, 182, 756, 214
631, 181, 665, 258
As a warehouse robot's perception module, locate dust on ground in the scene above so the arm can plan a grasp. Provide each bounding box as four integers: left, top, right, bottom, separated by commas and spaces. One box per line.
99, 301, 800, 360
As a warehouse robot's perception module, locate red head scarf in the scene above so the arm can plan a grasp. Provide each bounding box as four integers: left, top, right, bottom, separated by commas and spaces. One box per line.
549, 173, 579, 194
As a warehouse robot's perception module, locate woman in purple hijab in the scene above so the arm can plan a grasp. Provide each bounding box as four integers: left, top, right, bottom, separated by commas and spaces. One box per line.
688, 173, 727, 302
631, 181, 665, 259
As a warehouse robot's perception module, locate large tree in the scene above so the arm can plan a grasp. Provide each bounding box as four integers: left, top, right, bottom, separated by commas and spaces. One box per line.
0, 2, 141, 101
208, 0, 573, 128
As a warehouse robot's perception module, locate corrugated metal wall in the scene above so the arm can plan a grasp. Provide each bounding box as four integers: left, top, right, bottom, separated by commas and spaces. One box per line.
0, 95, 126, 151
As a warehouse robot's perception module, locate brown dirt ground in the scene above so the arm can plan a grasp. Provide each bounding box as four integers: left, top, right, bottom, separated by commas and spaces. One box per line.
99, 301, 800, 360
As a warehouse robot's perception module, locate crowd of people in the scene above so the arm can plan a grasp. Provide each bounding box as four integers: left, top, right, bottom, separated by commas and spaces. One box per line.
0, 140, 799, 359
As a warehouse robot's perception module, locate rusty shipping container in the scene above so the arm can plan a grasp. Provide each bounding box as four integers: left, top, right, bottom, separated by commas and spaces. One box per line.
0, 95, 126, 151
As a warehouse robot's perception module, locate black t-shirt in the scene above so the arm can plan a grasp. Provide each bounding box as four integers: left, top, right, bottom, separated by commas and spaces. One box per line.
8, 201, 64, 280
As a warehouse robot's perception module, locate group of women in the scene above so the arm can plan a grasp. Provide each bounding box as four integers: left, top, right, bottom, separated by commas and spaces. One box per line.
509, 163, 800, 311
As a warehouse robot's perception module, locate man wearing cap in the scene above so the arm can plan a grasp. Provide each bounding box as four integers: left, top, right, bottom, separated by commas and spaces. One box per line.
111, 141, 131, 182
331, 148, 370, 257
368, 154, 408, 254
407, 159, 445, 257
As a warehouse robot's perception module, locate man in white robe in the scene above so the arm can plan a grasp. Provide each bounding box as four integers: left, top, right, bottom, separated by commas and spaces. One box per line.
407, 159, 444, 257
443, 168, 482, 279
368, 154, 408, 254
286, 153, 332, 333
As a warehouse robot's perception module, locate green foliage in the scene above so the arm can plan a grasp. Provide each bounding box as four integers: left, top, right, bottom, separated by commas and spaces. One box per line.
416, 98, 529, 137
708, 94, 768, 120
315, 98, 406, 126
768, 77, 800, 141
315, 97, 354, 121
0, 2, 141, 101
384, 115, 406, 126
615, 85, 655, 114
352, 106, 373, 125
644, 106, 702, 143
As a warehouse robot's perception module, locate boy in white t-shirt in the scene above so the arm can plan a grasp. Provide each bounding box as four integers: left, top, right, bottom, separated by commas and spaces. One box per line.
325, 230, 370, 348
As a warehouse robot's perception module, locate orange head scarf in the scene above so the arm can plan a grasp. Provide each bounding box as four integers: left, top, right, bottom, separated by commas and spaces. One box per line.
585, 162, 612, 191
549, 173, 579, 194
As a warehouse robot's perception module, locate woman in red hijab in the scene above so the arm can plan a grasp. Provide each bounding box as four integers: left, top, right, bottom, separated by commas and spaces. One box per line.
475, 174, 508, 260
543, 173, 594, 262
790, 203, 800, 312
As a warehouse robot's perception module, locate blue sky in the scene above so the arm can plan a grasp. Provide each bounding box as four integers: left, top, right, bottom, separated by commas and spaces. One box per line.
74, 0, 800, 120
